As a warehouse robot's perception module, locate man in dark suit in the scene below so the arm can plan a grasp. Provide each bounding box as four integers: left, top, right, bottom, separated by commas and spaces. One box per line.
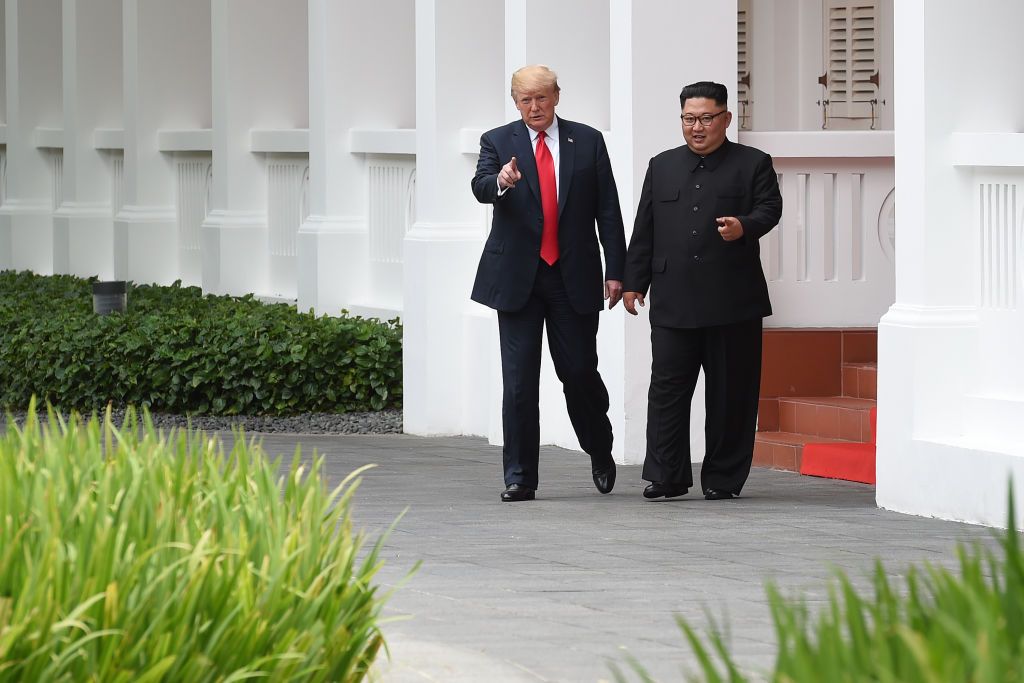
471, 64, 626, 502
623, 81, 782, 501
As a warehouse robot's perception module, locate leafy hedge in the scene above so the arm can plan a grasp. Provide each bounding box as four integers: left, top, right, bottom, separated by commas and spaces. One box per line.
0, 270, 402, 414
614, 494, 1024, 682
0, 403, 400, 681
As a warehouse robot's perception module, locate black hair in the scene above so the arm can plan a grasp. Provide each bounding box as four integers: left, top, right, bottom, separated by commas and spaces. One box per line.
679, 81, 728, 108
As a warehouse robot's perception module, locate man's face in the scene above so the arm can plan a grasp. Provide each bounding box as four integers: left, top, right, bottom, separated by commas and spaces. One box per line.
514, 85, 560, 132
681, 97, 731, 155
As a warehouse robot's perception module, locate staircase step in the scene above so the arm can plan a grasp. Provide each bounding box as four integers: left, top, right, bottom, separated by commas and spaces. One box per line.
842, 362, 877, 399
753, 431, 850, 472
778, 396, 876, 441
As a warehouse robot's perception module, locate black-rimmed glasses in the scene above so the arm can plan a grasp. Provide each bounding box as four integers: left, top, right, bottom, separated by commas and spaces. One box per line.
681, 111, 727, 127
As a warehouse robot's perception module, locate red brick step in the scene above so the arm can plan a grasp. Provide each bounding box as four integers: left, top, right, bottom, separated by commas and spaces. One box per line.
754, 431, 850, 472
778, 395, 875, 442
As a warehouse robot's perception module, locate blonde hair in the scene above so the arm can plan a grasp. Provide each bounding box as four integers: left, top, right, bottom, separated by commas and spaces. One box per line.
510, 64, 560, 98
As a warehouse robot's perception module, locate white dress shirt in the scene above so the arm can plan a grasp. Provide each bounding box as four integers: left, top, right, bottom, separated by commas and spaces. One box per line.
497, 119, 560, 197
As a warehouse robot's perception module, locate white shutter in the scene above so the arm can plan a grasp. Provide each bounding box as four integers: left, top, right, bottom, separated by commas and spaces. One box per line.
737, 0, 752, 130
822, 0, 879, 128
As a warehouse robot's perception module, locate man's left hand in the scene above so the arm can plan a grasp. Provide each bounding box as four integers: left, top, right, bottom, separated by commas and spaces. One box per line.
604, 280, 623, 309
716, 216, 745, 241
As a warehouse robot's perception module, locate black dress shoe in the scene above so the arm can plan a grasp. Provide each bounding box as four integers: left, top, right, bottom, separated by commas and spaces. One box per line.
704, 488, 736, 500
592, 463, 616, 494
643, 482, 688, 499
500, 483, 535, 502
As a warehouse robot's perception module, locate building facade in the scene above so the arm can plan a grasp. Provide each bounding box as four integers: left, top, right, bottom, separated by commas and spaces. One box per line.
0, 0, 1020, 527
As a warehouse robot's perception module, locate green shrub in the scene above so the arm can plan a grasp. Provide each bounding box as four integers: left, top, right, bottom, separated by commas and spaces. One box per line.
0, 401, 402, 681
614, 495, 1024, 683
0, 270, 402, 415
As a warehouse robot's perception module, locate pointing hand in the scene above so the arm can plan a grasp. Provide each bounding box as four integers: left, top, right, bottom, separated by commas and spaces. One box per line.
499, 156, 522, 189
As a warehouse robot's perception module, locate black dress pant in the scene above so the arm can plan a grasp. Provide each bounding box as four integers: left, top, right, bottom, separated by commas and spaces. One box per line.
642, 318, 762, 495
497, 261, 614, 489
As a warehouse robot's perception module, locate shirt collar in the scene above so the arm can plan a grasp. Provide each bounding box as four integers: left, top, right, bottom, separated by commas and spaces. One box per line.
683, 138, 731, 172
529, 118, 559, 144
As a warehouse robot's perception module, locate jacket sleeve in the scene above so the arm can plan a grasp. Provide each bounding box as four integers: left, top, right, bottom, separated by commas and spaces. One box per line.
623, 160, 655, 294
738, 152, 782, 241
594, 132, 627, 281
471, 132, 502, 204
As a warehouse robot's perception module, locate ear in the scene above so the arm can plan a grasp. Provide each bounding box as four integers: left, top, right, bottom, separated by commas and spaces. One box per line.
725, 110, 734, 128
552, 90, 560, 107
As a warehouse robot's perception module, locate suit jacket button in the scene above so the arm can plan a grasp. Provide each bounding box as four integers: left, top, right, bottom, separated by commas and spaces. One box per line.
691, 230, 698, 236
693, 255, 700, 261
692, 206, 699, 212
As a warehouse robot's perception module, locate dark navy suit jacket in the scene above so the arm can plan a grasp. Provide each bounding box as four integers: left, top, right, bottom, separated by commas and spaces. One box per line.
470, 117, 626, 314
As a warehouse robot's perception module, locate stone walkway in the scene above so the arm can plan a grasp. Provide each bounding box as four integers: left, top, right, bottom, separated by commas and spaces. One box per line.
234, 433, 1000, 682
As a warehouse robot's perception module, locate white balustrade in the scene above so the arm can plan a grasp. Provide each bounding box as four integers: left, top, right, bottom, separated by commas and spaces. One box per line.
977, 180, 1020, 311
947, 136, 1024, 432
265, 153, 310, 299
0, 149, 6, 207
759, 156, 895, 328
971, 168, 1024, 402
48, 151, 63, 211
367, 154, 416, 264
267, 155, 309, 259
174, 154, 212, 285
109, 152, 124, 216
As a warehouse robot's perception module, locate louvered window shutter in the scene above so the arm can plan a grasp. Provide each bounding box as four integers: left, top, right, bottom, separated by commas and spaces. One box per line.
737, 0, 752, 130
822, 0, 880, 128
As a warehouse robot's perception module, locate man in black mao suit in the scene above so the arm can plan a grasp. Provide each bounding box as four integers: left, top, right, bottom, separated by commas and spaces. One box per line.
471, 65, 627, 502
623, 81, 782, 501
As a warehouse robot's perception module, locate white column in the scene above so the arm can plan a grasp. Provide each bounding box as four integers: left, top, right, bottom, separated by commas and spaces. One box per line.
117, 0, 210, 285
878, 0, 1024, 527
403, 0, 503, 435
0, 0, 61, 274
202, 0, 306, 297
54, 0, 121, 280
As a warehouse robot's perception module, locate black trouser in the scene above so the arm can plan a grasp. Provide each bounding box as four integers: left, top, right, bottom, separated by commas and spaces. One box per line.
496, 262, 614, 489
642, 318, 762, 495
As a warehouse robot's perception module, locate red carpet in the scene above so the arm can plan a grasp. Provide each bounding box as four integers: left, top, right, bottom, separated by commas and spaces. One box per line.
800, 408, 877, 485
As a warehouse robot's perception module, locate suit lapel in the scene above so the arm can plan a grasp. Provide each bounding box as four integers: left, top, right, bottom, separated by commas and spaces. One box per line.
512, 121, 542, 208
557, 118, 574, 218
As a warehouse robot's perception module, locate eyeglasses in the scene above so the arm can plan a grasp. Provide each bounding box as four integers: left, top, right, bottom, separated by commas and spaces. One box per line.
681, 111, 727, 127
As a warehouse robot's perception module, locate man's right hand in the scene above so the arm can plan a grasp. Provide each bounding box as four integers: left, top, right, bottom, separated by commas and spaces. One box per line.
623, 291, 645, 315
498, 156, 522, 189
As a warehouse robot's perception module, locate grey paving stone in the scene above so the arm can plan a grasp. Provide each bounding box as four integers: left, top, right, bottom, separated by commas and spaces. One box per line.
214, 432, 1003, 682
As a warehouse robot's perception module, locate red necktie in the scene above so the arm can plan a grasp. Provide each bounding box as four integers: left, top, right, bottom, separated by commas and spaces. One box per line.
535, 130, 559, 265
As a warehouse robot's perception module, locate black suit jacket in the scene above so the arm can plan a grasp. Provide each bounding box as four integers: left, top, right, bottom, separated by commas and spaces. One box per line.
623, 139, 783, 328
470, 118, 626, 314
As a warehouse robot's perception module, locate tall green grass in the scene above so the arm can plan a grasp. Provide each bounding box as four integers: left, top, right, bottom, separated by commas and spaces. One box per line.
614, 496, 1024, 683
0, 402, 400, 682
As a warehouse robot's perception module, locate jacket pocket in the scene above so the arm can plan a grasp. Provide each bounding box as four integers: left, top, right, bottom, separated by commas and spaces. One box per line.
484, 239, 504, 254
656, 189, 679, 202
652, 256, 667, 273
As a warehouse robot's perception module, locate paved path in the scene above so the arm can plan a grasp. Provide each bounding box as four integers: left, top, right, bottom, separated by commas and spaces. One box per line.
236, 433, 1000, 682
